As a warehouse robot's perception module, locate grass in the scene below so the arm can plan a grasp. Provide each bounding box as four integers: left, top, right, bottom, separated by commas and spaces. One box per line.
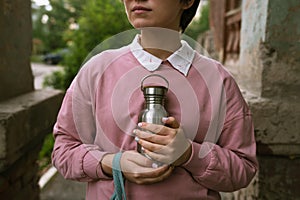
38, 133, 54, 175
31, 54, 44, 63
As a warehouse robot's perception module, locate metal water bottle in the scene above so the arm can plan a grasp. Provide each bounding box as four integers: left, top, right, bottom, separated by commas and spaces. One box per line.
137, 74, 169, 154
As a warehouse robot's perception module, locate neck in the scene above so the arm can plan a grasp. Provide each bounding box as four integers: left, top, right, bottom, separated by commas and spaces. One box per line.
140, 27, 182, 60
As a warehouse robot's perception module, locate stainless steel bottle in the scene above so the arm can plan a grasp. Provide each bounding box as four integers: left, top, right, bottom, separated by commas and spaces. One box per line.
137, 74, 169, 154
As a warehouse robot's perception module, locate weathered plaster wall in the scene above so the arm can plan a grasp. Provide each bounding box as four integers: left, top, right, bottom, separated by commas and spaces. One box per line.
257, 156, 300, 199
222, 0, 300, 199
239, 0, 268, 96
239, 0, 300, 155
261, 0, 300, 99
239, 0, 300, 99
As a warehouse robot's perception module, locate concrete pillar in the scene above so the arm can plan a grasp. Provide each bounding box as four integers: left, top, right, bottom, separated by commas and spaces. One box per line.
239, 0, 300, 99
223, 0, 300, 199
0, 0, 34, 101
0, 0, 64, 199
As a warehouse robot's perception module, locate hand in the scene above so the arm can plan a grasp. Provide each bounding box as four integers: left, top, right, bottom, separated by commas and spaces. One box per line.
134, 117, 192, 166
101, 151, 173, 185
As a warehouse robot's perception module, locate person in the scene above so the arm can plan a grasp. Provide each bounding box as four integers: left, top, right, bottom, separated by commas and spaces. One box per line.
52, 0, 258, 199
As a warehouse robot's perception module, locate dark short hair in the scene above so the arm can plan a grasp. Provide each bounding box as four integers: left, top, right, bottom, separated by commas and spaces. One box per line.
180, 0, 201, 33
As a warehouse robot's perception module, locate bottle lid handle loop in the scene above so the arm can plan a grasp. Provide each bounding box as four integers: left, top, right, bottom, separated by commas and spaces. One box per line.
141, 74, 169, 91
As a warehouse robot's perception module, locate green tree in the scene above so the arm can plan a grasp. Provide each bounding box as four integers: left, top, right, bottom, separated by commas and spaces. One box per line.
47, 0, 131, 89
185, 2, 210, 40
32, 4, 49, 54
32, 0, 84, 53
45, 0, 83, 51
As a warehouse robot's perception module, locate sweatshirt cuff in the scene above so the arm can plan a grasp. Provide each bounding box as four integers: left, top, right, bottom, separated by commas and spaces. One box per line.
83, 150, 112, 180
182, 141, 213, 176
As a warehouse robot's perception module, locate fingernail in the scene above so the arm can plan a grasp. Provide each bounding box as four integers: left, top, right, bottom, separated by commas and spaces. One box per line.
134, 136, 139, 142
162, 117, 168, 123
138, 122, 143, 127
133, 129, 137, 134
152, 163, 158, 169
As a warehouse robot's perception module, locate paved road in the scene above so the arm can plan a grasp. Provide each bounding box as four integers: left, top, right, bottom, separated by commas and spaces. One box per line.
31, 62, 63, 89
40, 172, 86, 200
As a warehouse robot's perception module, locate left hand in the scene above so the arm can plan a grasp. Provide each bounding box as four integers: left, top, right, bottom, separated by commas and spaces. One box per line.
134, 117, 192, 166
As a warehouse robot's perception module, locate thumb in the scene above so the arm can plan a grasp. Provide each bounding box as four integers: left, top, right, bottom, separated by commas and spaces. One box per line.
162, 117, 180, 129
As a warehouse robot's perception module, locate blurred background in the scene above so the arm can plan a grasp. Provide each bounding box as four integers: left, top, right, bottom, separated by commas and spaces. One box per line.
0, 0, 299, 199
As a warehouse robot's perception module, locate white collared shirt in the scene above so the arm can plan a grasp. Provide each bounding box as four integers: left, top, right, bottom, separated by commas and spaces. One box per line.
130, 35, 195, 76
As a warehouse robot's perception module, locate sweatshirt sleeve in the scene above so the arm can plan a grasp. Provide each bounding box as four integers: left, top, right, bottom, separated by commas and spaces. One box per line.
51, 85, 111, 182
182, 74, 258, 192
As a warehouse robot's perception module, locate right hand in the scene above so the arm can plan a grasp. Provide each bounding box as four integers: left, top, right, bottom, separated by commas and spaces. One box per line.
102, 150, 174, 185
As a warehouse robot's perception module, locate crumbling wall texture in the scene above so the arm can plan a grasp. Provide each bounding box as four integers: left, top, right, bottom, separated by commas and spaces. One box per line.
222, 0, 300, 199
240, 0, 300, 155
0, 140, 42, 200
261, 0, 300, 99
0, 90, 64, 200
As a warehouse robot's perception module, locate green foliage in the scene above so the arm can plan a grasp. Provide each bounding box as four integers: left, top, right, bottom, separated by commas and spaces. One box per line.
39, 134, 54, 159
185, 2, 210, 40
30, 54, 44, 63
38, 134, 55, 172
43, 70, 66, 89
46, 0, 132, 90
32, 5, 48, 54
32, 0, 82, 53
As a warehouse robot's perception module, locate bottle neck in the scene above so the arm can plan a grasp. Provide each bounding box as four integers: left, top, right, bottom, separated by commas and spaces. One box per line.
146, 103, 165, 109
145, 95, 165, 108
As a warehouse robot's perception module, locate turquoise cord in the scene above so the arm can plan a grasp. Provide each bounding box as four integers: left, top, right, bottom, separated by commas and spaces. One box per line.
110, 152, 126, 200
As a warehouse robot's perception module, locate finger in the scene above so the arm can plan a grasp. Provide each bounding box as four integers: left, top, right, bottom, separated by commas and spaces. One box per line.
124, 151, 153, 168
131, 164, 170, 179
143, 148, 173, 164
134, 129, 167, 144
137, 122, 164, 134
137, 166, 174, 185
138, 122, 169, 136
138, 138, 168, 153
162, 117, 180, 128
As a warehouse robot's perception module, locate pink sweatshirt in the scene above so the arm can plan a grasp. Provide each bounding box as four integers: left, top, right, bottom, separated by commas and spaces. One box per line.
52, 37, 258, 199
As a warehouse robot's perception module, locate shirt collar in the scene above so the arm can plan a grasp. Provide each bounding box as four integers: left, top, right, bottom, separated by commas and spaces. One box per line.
130, 35, 195, 76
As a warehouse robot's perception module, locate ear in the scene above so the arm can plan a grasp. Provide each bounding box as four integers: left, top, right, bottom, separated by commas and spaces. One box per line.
182, 0, 195, 10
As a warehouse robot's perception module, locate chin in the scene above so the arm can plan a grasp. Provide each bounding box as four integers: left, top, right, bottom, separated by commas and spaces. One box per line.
130, 20, 155, 29
132, 23, 150, 29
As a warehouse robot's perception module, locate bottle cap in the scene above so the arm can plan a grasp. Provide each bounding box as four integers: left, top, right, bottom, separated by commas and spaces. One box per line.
141, 74, 169, 93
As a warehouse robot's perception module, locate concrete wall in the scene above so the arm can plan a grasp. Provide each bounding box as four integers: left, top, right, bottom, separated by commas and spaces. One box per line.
0, 0, 64, 199
239, 0, 300, 155
222, 0, 300, 199
239, 0, 300, 99
0, 90, 63, 199
238, 0, 268, 96
261, 0, 300, 99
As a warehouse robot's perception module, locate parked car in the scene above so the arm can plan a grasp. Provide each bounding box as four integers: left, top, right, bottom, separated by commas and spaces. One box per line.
43, 48, 69, 65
